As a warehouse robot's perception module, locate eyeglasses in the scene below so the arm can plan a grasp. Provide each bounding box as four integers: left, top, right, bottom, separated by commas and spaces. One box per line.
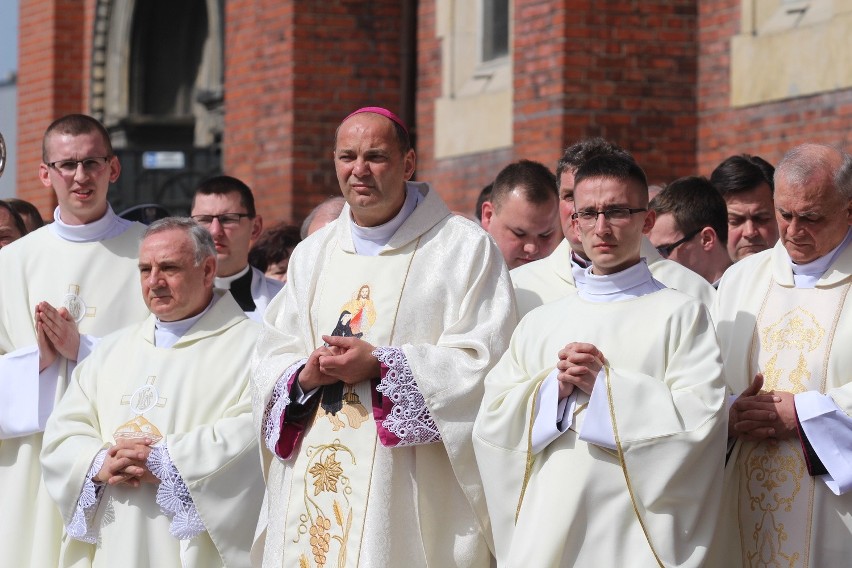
655, 228, 701, 258
191, 213, 252, 227
571, 207, 647, 229
46, 156, 111, 177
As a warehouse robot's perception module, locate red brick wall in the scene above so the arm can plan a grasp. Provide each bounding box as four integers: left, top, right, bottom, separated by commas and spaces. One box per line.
417, 0, 700, 215
224, 1, 405, 226
17, 0, 92, 217
696, 1, 852, 175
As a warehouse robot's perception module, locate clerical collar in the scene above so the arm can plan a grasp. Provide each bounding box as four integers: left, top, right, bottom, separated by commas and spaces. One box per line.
215, 266, 256, 312
570, 251, 592, 286
154, 293, 218, 348
578, 259, 665, 303
350, 184, 423, 256
214, 265, 251, 289
788, 228, 852, 289
49, 205, 131, 242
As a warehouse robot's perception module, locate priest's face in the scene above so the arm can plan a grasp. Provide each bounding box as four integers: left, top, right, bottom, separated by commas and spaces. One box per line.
190, 191, 262, 278
139, 229, 216, 322
774, 170, 852, 264
334, 113, 415, 228
572, 176, 654, 275
724, 182, 778, 261
38, 131, 120, 226
481, 189, 561, 269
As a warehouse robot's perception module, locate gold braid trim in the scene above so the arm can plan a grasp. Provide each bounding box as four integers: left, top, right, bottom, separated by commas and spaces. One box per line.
515, 378, 545, 523
605, 366, 665, 568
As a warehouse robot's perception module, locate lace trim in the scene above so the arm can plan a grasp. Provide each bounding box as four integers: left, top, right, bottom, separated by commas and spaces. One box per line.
147, 445, 205, 540
373, 346, 441, 446
262, 359, 301, 453
67, 449, 108, 543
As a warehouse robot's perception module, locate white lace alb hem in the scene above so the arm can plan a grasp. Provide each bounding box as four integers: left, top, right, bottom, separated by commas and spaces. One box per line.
262, 359, 301, 453
147, 445, 205, 540
374, 346, 441, 446
67, 449, 108, 543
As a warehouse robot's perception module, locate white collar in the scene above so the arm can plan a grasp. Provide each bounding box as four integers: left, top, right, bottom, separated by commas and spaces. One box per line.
153, 293, 218, 348
788, 228, 852, 288
214, 264, 251, 290
578, 259, 665, 303
48, 205, 132, 243
350, 184, 423, 256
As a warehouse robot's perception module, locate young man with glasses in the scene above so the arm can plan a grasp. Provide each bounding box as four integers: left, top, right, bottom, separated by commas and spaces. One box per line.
0, 114, 150, 567
648, 176, 732, 287
475, 153, 726, 567
190, 175, 283, 321
509, 138, 715, 319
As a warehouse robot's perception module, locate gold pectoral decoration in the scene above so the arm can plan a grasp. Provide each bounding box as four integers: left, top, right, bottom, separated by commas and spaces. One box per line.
113, 415, 163, 444
115, 375, 166, 443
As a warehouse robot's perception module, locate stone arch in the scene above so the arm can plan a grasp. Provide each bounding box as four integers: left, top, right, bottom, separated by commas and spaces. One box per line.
92, 0, 224, 148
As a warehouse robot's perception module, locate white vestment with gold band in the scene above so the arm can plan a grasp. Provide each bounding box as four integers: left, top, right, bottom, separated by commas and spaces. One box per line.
711, 239, 852, 568
474, 286, 726, 567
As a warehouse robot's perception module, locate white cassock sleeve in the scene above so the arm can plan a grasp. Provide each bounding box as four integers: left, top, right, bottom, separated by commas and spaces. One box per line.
530, 369, 575, 453
796, 390, 852, 495
578, 369, 616, 450
0, 347, 59, 438
0, 334, 101, 439
530, 368, 617, 454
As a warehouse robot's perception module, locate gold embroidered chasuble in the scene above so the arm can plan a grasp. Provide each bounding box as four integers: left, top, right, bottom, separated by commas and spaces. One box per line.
252, 183, 517, 568
713, 240, 852, 568
510, 238, 716, 318
0, 223, 149, 568
473, 288, 727, 567
40, 292, 263, 567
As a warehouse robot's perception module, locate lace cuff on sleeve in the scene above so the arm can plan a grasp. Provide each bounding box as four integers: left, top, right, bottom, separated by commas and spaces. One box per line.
262, 359, 303, 453
147, 445, 205, 540
66, 449, 108, 543
373, 346, 441, 446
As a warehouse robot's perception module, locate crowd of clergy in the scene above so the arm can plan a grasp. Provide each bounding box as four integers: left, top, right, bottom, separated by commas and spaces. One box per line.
0, 107, 850, 568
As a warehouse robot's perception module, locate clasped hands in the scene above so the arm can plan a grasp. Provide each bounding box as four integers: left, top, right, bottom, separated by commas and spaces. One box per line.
35, 301, 80, 372
728, 373, 798, 441
297, 335, 381, 391
556, 342, 604, 400
94, 438, 159, 487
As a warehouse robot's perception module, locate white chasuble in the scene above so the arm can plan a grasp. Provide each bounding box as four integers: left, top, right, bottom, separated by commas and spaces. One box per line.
283, 244, 416, 568
41, 293, 262, 568
712, 240, 852, 568
253, 183, 516, 568
735, 282, 850, 567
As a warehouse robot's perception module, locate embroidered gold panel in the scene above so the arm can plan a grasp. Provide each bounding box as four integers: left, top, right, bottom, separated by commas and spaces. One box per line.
738, 283, 849, 567
283, 243, 415, 568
